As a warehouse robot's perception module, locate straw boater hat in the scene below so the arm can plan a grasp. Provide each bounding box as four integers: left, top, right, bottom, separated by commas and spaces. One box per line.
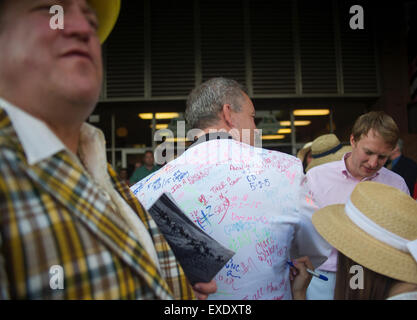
312, 181, 417, 284
88, 0, 121, 43
297, 141, 313, 162
306, 134, 352, 172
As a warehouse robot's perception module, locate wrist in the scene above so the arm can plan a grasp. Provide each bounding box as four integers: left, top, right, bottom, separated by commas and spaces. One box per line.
292, 291, 307, 300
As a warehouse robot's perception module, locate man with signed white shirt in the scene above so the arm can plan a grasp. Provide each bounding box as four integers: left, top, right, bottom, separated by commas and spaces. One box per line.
131, 77, 331, 300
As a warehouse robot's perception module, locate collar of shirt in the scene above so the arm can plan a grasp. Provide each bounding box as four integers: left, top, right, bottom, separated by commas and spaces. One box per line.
341, 152, 380, 181
78, 123, 161, 270
0, 98, 66, 165
188, 131, 233, 149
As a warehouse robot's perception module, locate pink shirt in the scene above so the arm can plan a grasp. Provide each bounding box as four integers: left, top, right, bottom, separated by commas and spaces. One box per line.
306, 153, 410, 272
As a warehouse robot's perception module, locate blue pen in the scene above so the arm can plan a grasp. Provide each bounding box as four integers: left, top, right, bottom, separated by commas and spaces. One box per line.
287, 261, 328, 281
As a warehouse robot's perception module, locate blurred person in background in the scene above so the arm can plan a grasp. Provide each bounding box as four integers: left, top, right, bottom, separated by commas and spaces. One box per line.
387, 138, 417, 197
129, 150, 160, 185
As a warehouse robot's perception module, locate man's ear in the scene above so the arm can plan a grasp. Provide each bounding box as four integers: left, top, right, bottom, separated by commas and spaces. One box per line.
350, 134, 356, 147
221, 104, 234, 129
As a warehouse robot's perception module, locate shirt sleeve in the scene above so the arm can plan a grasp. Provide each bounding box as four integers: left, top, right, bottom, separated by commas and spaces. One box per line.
289, 169, 332, 269
399, 177, 411, 196
0, 232, 10, 299
305, 169, 322, 209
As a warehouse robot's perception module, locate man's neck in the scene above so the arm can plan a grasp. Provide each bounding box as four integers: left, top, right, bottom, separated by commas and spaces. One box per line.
344, 153, 364, 180
3, 96, 92, 155
45, 121, 81, 155
145, 165, 154, 170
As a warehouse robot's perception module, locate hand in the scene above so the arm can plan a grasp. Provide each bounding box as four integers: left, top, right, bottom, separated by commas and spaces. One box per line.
193, 280, 217, 300
289, 256, 314, 300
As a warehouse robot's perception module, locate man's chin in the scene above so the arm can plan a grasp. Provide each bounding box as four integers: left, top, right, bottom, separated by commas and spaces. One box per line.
362, 167, 378, 177
62, 86, 100, 108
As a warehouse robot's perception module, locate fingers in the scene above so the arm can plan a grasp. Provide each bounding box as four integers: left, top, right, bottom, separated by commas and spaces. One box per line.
288, 257, 312, 300
195, 292, 208, 300
291, 257, 313, 279
304, 257, 314, 271
294, 256, 313, 271
193, 280, 217, 300
289, 266, 297, 281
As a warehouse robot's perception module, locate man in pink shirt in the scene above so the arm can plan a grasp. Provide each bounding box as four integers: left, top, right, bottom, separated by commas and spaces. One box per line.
305, 111, 409, 300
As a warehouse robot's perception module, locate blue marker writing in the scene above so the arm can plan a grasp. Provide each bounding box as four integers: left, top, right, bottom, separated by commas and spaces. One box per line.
287, 261, 328, 281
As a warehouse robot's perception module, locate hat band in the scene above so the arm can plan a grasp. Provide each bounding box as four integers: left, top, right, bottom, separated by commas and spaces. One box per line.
312, 144, 343, 159
345, 199, 417, 263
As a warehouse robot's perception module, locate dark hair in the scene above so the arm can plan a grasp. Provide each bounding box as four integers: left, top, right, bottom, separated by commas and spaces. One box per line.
334, 252, 396, 300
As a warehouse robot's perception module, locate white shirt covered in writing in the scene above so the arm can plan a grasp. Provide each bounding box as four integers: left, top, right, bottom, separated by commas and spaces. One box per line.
131, 138, 331, 300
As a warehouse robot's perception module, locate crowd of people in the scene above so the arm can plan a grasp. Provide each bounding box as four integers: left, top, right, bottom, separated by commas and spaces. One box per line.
0, 0, 416, 300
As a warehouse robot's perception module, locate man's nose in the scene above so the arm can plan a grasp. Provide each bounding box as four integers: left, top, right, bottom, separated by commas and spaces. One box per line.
368, 155, 378, 168
62, 6, 96, 42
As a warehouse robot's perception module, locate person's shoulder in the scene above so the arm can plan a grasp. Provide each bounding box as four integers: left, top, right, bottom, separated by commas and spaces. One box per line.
379, 166, 404, 179
136, 166, 148, 173
246, 143, 298, 161
307, 159, 341, 177
131, 166, 143, 175
257, 146, 303, 168
378, 166, 409, 188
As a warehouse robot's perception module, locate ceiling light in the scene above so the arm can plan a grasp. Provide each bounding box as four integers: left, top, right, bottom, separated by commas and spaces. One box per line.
116, 127, 128, 137
293, 109, 330, 116
165, 137, 189, 142
261, 134, 285, 140
150, 124, 169, 129
280, 120, 311, 126
278, 128, 291, 134
139, 112, 180, 120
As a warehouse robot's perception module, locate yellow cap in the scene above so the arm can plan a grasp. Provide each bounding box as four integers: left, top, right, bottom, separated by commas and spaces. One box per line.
88, 0, 121, 43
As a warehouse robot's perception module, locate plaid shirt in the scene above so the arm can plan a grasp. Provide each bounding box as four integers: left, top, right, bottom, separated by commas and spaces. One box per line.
0, 108, 194, 299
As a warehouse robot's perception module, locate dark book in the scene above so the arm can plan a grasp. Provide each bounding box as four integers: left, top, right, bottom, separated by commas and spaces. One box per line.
148, 192, 235, 285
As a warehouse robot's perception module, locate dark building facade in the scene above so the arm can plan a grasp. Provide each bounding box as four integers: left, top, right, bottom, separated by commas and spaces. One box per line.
89, 0, 417, 171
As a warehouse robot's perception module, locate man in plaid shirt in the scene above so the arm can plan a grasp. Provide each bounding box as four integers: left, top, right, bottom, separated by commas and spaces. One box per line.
0, 0, 215, 299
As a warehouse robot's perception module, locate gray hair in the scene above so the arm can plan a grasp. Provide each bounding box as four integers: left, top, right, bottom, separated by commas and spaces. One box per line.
185, 77, 247, 129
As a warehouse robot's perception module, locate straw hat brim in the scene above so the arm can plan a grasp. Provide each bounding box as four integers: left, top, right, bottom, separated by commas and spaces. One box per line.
297, 146, 312, 162
89, 0, 121, 43
306, 145, 352, 172
312, 204, 417, 284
